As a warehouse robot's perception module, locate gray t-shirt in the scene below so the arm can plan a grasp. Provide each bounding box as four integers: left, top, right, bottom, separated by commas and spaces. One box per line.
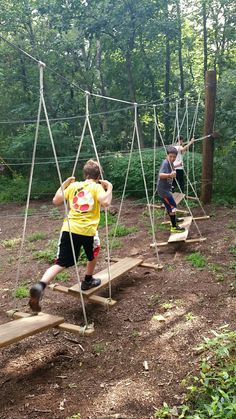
156, 159, 174, 197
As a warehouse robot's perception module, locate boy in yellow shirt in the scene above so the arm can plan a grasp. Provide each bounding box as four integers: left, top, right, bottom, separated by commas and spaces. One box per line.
29, 159, 113, 312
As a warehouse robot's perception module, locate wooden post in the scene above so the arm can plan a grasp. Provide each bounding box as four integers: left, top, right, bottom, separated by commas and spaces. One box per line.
201, 70, 216, 204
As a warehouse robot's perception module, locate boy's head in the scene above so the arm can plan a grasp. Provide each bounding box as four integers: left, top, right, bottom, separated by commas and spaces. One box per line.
166, 146, 177, 163
176, 135, 184, 145
83, 159, 102, 180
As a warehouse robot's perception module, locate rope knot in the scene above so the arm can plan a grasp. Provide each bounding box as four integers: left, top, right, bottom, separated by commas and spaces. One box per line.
38, 61, 46, 68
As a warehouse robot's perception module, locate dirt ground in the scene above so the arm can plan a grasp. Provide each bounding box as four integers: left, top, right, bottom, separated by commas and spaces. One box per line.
0, 199, 236, 419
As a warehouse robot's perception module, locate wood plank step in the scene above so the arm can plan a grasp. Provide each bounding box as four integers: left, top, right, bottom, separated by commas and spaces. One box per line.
173, 192, 185, 205
0, 313, 64, 348
6, 311, 94, 336
69, 257, 143, 297
168, 216, 193, 243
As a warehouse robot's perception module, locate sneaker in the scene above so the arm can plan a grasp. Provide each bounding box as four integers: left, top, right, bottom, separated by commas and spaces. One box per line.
171, 225, 185, 233
81, 277, 101, 291
29, 283, 44, 313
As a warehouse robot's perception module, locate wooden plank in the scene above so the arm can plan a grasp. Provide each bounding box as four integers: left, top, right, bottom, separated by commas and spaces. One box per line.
0, 313, 64, 348
49, 284, 70, 294
69, 257, 143, 297
107, 257, 163, 271
6, 311, 94, 336
88, 295, 117, 306
186, 195, 199, 201
150, 236, 206, 248
168, 216, 193, 243
193, 216, 210, 221
173, 192, 185, 205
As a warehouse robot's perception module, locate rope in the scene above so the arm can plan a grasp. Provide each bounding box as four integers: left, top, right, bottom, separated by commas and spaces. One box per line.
186, 97, 190, 198
38, 63, 89, 327
14, 93, 42, 308
110, 125, 136, 255
134, 104, 161, 265
154, 107, 203, 239
152, 106, 157, 225
84, 92, 112, 302
191, 93, 201, 189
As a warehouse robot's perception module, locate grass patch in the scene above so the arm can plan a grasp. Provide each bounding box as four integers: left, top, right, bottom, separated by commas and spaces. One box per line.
1, 237, 21, 248
99, 211, 117, 228
154, 328, 236, 418
110, 238, 123, 249
109, 224, 138, 237
56, 272, 70, 282
208, 263, 223, 274
227, 221, 236, 229
21, 208, 36, 217
33, 240, 57, 263
184, 312, 196, 322
15, 285, 28, 298
142, 208, 163, 219
186, 252, 206, 268
161, 302, 173, 310
48, 207, 61, 219
27, 231, 47, 242
93, 342, 106, 355
229, 246, 236, 257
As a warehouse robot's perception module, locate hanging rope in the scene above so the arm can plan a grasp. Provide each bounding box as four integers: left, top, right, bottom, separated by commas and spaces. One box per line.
14, 94, 43, 308
110, 124, 136, 255
84, 92, 112, 302
134, 104, 161, 265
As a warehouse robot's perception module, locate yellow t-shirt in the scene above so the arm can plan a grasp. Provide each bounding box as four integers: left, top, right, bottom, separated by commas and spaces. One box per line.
61, 180, 104, 236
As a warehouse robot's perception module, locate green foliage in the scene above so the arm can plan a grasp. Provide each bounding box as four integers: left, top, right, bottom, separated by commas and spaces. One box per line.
1, 237, 21, 248
184, 312, 196, 322
67, 414, 81, 419
186, 252, 206, 268
154, 329, 236, 418
15, 285, 28, 298
27, 231, 46, 242
99, 211, 117, 228
48, 207, 61, 219
33, 240, 58, 263
56, 272, 70, 282
229, 246, 236, 257
93, 342, 106, 355
109, 224, 138, 237
110, 239, 123, 249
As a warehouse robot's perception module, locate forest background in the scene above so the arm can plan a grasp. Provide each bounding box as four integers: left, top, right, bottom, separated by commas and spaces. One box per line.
0, 0, 235, 203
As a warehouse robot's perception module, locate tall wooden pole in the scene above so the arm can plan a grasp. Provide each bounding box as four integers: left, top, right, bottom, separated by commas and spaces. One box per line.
201, 70, 216, 204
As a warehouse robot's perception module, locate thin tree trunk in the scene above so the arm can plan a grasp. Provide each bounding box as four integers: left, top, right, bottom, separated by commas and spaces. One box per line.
125, 49, 144, 148
202, 0, 208, 77
176, 0, 184, 107
164, 2, 171, 141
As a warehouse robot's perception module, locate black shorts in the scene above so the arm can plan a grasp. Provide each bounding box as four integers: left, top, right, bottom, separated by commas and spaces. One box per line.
55, 231, 96, 268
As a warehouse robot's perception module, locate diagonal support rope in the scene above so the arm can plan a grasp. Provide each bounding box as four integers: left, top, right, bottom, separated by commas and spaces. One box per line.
14, 95, 43, 307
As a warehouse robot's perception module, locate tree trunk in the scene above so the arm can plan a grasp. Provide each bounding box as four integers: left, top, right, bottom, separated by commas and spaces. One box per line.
125, 49, 144, 148
164, 2, 171, 141
202, 0, 208, 77
176, 0, 184, 107
96, 39, 108, 135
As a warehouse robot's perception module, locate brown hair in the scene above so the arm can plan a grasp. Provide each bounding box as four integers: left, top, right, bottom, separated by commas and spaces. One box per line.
166, 146, 178, 155
83, 159, 102, 180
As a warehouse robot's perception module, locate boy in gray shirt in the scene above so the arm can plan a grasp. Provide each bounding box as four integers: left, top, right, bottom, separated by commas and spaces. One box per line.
157, 146, 185, 233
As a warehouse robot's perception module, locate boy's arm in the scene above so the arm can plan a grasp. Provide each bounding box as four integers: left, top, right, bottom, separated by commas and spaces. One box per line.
159, 171, 176, 180
180, 138, 194, 152
53, 176, 75, 206
98, 180, 113, 208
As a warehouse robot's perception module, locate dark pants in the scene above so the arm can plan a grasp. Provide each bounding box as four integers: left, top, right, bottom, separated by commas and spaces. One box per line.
173, 169, 184, 193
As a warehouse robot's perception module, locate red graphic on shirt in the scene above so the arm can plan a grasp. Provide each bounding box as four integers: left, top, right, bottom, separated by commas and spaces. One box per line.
72, 189, 94, 213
